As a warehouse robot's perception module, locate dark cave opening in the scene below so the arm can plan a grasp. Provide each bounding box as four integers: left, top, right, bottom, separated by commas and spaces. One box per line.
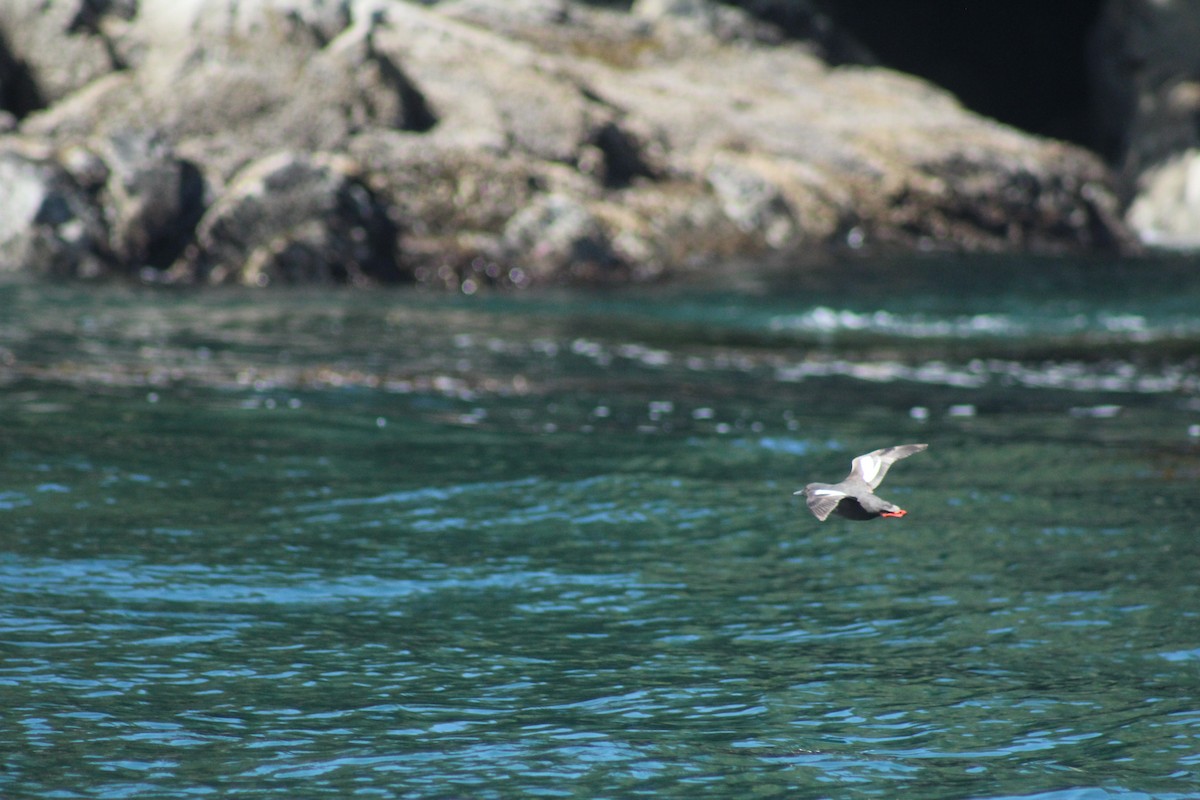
817, 0, 1108, 154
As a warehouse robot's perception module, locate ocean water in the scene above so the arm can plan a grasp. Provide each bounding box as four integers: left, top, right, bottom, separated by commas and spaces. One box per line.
1, 256, 1198, 798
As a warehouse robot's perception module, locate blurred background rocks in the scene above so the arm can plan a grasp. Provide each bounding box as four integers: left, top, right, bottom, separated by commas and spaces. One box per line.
0, 0, 1191, 287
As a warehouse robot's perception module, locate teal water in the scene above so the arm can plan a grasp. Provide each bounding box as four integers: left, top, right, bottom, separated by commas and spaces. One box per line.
1, 257, 1199, 798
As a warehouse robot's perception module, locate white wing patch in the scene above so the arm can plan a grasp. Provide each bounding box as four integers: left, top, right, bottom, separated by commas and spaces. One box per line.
810, 488, 845, 497
857, 454, 881, 484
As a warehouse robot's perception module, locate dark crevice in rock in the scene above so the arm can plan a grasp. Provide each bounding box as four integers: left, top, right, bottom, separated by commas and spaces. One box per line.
0, 30, 45, 120
333, 180, 405, 284
65, 0, 135, 71
396, 74, 438, 134
587, 120, 656, 188
143, 159, 207, 270
363, 35, 437, 133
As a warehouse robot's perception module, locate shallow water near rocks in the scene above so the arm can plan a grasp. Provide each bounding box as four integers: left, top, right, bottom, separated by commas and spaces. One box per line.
1, 256, 1199, 798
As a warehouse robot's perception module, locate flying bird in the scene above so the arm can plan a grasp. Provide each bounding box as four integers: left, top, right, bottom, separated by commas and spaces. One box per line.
798, 444, 928, 521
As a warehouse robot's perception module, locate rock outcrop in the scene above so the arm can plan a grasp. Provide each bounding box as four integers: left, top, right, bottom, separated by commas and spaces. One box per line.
0, 0, 1140, 288
1090, 0, 1200, 248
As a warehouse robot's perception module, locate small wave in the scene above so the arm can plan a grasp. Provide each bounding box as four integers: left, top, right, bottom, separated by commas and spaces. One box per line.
769, 307, 1022, 338
775, 357, 1200, 394
768, 306, 1200, 342
0, 555, 643, 606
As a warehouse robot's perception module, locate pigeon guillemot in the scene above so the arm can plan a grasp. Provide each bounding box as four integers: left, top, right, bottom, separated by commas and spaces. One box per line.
798, 444, 928, 521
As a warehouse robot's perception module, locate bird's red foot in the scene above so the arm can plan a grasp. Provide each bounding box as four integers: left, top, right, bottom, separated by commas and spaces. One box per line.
881, 509, 907, 518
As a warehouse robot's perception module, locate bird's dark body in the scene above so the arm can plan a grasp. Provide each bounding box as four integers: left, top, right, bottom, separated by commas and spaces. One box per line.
829, 496, 876, 521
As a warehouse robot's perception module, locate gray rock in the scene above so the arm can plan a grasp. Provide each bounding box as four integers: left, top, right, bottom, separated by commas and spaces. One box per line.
0, 0, 128, 108
0, 133, 210, 278
0, 141, 110, 278
583, 26, 1130, 256
371, 1, 610, 166
173, 151, 401, 286
1090, 0, 1200, 169
24, 0, 432, 180
705, 152, 798, 248
502, 192, 626, 283
1126, 150, 1200, 248
720, 0, 875, 65
93, 131, 206, 272
632, 0, 784, 45
441, 0, 573, 29
1090, 0, 1200, 248
0, 0, 1141, 286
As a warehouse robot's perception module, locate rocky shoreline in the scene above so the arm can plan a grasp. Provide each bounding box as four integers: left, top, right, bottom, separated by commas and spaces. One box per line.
0, 0, 1191, 289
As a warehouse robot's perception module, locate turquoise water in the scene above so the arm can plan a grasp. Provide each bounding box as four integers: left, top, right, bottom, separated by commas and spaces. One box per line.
1, 257, 1199, 798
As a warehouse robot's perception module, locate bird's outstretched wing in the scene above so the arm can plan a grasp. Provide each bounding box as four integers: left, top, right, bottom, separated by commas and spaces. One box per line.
849, 444, 928, 489
803, 486, 846, 521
